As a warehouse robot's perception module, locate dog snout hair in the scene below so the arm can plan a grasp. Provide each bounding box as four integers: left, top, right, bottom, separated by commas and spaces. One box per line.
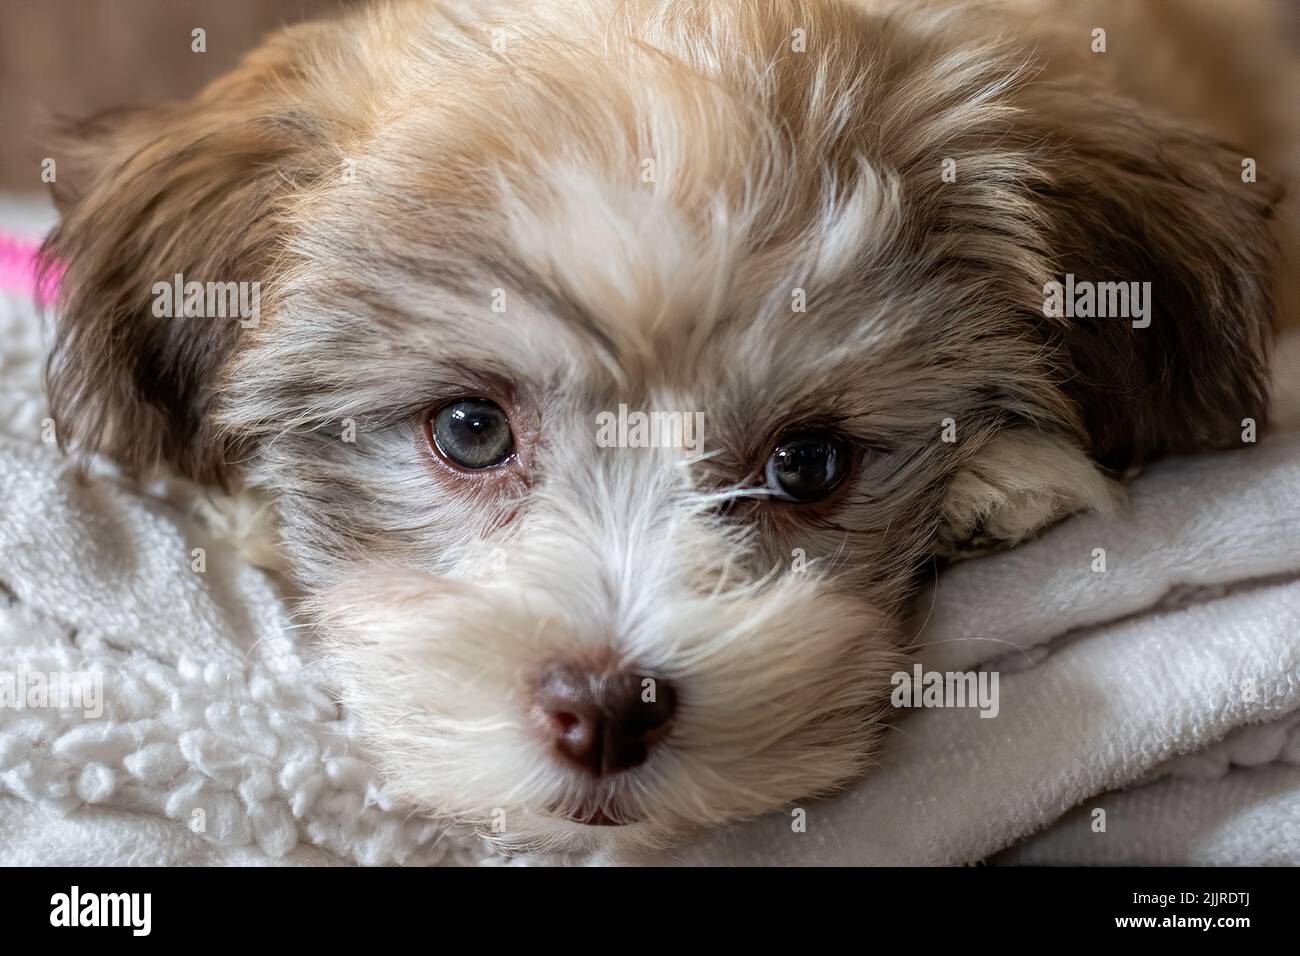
313, 461, 906, 851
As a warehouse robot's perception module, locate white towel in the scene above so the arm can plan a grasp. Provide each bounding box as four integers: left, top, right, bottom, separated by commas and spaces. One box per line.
998, 715, 1300, 865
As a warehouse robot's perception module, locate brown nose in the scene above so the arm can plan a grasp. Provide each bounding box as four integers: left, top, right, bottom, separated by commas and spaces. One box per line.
535, 664, 677, 776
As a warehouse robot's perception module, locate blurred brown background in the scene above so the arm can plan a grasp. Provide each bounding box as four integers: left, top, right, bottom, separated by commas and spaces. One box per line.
0, 0, 354, 193
3, 0, 1295, 198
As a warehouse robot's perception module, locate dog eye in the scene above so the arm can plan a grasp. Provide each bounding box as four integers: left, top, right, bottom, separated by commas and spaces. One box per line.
430, 398, 514, 469
764, 431, 850, 501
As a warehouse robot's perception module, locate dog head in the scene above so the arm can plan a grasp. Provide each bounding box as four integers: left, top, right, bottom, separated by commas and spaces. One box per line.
43, 0, 1275, 850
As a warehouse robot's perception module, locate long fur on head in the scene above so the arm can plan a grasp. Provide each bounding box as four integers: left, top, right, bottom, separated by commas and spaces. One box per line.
42, 0, 1290, 850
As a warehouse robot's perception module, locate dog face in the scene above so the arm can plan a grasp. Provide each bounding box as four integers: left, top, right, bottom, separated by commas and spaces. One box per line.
43, 0, 1275, 851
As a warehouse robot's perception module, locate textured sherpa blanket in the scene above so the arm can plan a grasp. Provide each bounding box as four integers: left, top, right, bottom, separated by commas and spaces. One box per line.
1, 197, 1297, 866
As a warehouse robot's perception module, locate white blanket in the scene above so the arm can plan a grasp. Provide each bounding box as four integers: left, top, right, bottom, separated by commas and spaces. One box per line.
2, 198, 1297, 866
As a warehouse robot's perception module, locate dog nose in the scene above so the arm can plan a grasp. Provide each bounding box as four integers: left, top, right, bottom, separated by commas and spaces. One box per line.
535, 664, 677, 776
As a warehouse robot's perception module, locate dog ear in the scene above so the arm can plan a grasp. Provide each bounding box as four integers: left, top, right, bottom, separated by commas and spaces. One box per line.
1021, 85, 1278, 471
41, 24, 339, 486
942, 91, 1276, 555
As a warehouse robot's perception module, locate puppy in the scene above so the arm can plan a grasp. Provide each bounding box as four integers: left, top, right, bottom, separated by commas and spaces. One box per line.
41, 0, 1295, 851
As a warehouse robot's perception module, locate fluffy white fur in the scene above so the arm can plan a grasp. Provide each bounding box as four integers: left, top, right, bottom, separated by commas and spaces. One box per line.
314, 465, 904, 851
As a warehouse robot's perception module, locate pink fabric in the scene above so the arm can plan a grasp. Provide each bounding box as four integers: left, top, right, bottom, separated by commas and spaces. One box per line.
0, 232, 59, 305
